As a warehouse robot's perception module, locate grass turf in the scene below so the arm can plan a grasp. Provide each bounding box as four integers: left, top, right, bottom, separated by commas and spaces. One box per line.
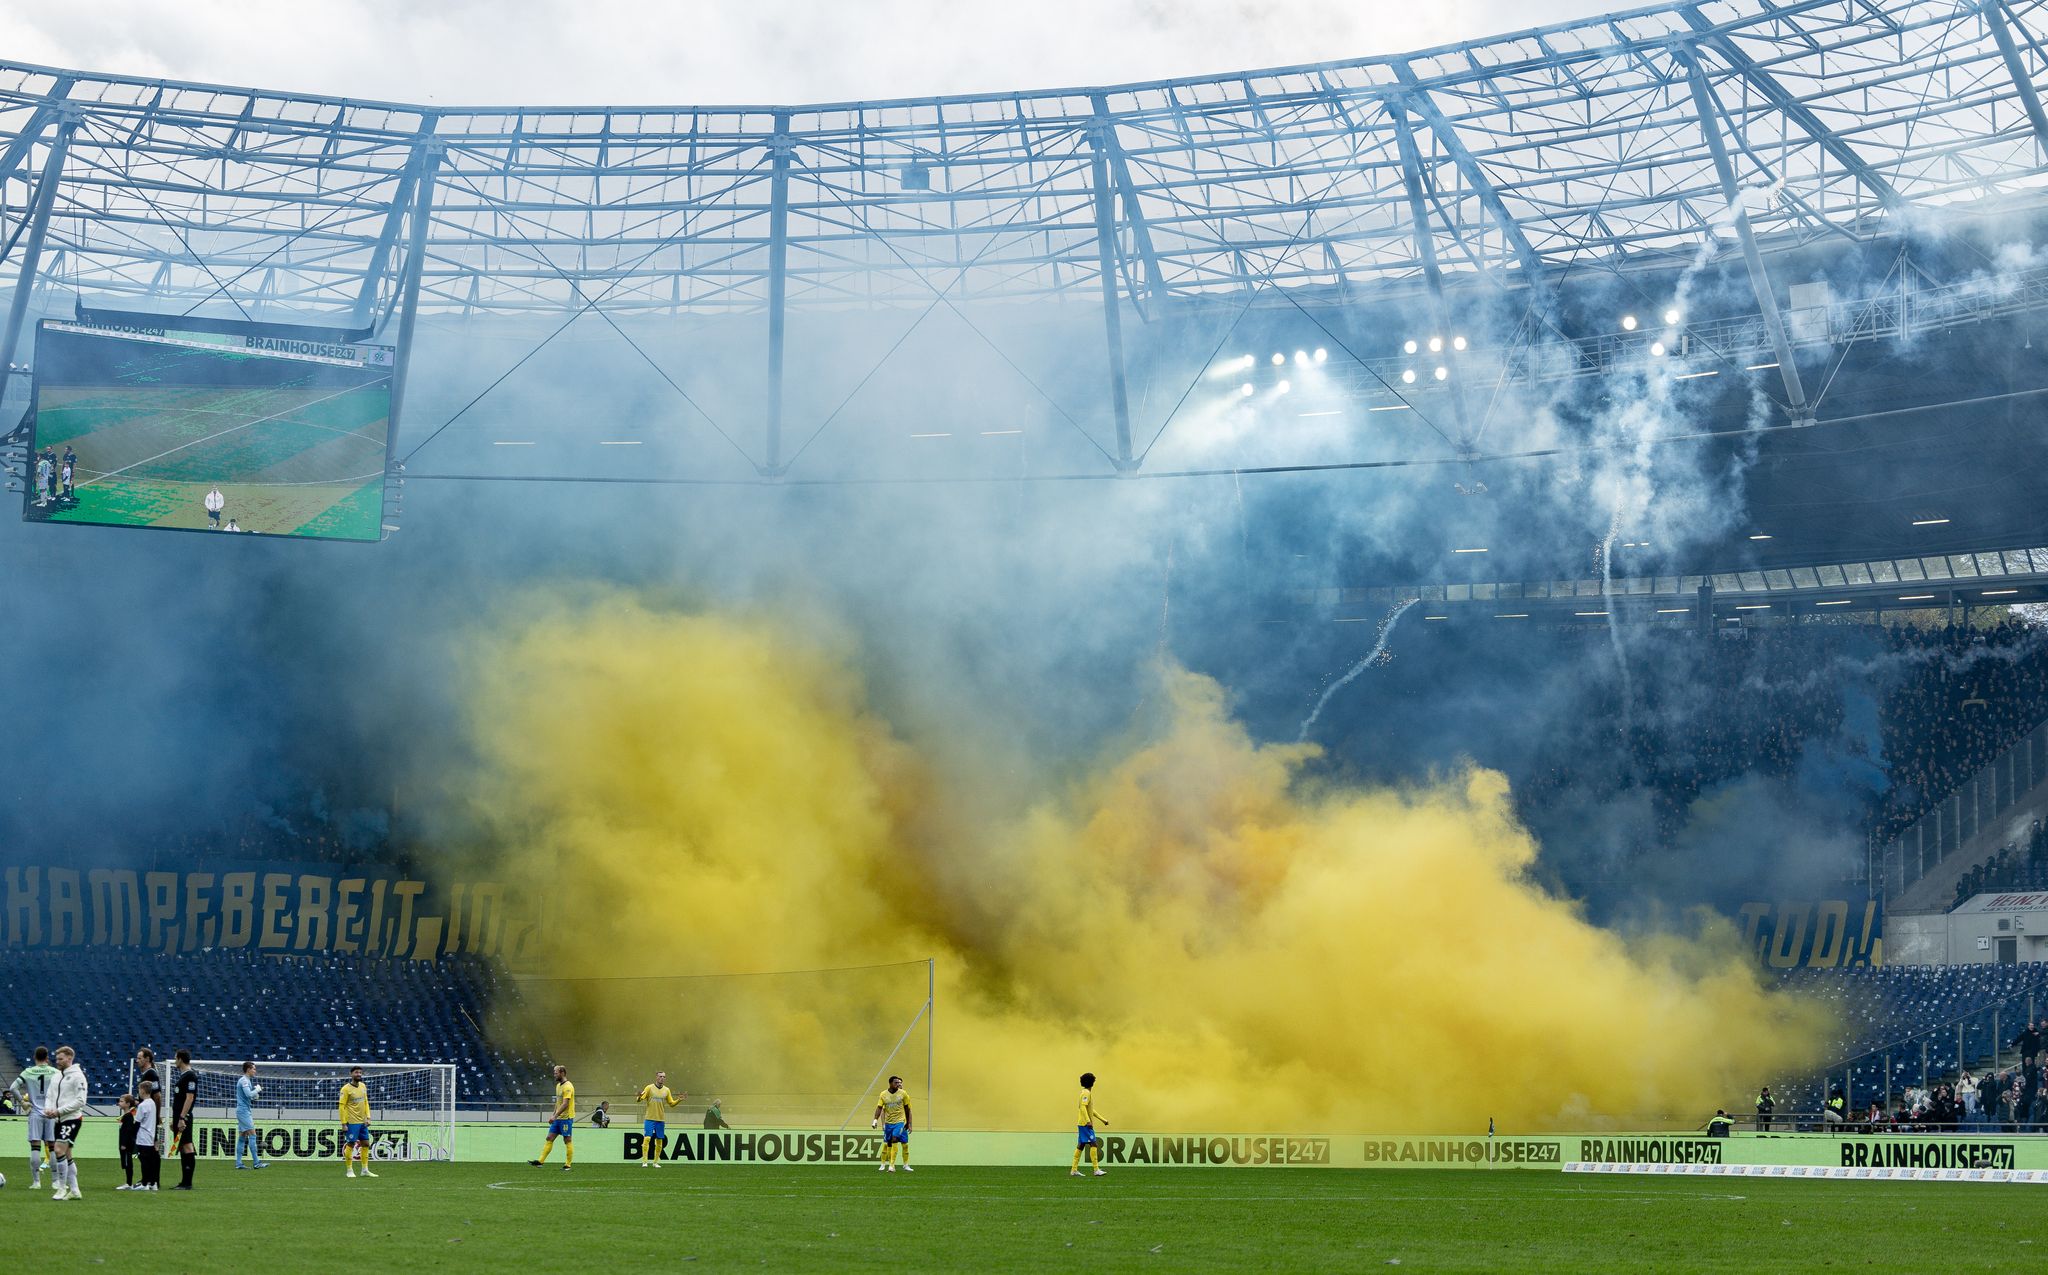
0, 1161, 2033, 1271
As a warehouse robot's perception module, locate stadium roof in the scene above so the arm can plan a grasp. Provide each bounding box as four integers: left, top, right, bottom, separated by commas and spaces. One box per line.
3, 0, 2047, 321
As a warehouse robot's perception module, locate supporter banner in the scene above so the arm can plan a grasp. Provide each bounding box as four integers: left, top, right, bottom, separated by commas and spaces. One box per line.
8, 1120, 2044, 1170
0, 863, 544, 959
1737, 899, 1883, 967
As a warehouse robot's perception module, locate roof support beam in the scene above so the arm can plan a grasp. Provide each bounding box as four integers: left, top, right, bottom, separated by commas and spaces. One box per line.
1388, 62, 1552, 308
0, 80, 72, 192
1679, 46, 1809, 417
1681, 6, 1903, 213
1979, 0, 2048, 158
1387, 100, 1473, 450
351, 127, 438, 328
384, 142, 442, 460
1087, 118, 1136, 471
762, 112, 792, 477
1089, 94, 1167, 312
0, 118, 74, 397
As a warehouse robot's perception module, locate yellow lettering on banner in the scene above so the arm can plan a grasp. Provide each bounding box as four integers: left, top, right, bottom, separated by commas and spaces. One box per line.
219, 872, 256, 948
258, 873, 293, 949
2, 867, 40, 946
410, 915, 443, 961
88, 869, 142, 946
144, 872, 177, 953
443, 883, 466, 956
389, 880, 424, 957
1767, 903, 1808, 969
1808, 901, 1850, 969
47, 868, 83, 946
1736, 901, 1771, 954
295, 875, 333, 950
366, 879, 388, 957
467, 882, 505, 957
181, 873, 218, 950
333, 878, 365, 955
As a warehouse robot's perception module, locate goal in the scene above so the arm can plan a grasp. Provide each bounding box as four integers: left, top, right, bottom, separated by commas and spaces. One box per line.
130, 1060, 457, 1162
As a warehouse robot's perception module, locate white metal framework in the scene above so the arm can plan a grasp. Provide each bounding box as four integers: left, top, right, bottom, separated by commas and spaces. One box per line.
1, 0, 2045, 474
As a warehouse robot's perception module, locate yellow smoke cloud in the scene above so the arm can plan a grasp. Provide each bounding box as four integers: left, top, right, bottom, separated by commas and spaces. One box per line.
453, 590, 1830, 1133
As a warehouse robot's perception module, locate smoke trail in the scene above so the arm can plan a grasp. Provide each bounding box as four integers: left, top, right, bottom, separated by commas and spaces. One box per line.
1297, 597, 1421, 742
449, 590, 1831, 1134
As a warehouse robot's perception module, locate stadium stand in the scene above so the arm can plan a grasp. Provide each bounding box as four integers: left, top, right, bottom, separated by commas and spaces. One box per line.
1775, 962, 2048, 1121
1506, 621, 2048, 859
0, 948, 549, 1105
1876, 621, 2048, 843
1952, 821, 2048, 905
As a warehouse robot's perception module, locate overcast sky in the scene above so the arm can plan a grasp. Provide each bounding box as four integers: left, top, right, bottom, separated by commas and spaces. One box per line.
2, 0, 1637, 105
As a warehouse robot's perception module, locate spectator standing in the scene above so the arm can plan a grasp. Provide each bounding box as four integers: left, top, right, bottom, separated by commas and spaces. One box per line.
703, 1099, 731, 1129
2021, 1021, 2042, 1071
1754, 1086, 1775, 1133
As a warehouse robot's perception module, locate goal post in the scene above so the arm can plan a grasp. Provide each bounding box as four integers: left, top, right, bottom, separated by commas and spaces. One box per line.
130, 1059, 457, 1162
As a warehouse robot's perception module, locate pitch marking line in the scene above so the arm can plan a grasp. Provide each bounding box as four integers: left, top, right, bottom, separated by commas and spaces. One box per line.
75, 381, 381, 490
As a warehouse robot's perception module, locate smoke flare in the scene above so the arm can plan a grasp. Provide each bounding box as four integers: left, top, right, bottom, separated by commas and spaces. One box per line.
454, 590, 1831, 1133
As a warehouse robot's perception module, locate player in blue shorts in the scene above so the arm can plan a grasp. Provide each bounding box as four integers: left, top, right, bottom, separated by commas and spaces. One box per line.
871, 1075, 913, 1173
338, 1065, 378, 1179
1071, 1072, 1108, 1177
530, 1065, 576, 1170
636, 1070, 684, 1168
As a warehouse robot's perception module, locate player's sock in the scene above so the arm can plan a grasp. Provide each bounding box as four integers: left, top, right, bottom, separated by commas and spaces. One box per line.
234, 1137, 244, 1168
1071, 1149, 1082, 1172
537, 1140, 553, 1164
565, 1142, 574, 1167
180, 1151, 196, 1187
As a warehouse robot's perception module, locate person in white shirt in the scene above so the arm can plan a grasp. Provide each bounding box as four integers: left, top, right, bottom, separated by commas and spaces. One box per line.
133, 1085, 161, 1191
204, 486, 225, 528
46, 1044, 87, 1201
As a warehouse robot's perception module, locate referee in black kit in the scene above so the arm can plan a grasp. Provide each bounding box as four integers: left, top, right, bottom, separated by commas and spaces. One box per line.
170, 1050, 200, 1190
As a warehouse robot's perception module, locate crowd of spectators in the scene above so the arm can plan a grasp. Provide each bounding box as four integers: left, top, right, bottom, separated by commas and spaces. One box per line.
1953, 819, 2048, 905
1874, 619, 2048, 842
1508, 619, 2048, 871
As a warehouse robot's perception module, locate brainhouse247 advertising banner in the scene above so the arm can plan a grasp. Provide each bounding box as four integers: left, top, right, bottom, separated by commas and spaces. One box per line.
10, 1120, 2048, 1178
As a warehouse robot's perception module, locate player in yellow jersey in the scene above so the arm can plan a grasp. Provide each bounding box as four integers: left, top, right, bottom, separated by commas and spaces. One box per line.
870, 1075, 913, 1173
338, 1066, 378, 1180
636, 1070, 685, 1168
1071, 1071, 1108, 1177
530, 1065, 576, 1171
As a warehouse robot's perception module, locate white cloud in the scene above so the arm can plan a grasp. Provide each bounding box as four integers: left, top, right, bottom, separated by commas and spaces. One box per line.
0, 0, 1631, 105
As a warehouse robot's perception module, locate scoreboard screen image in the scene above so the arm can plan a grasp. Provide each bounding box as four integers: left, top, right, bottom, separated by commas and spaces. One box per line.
21, 319, 393, 541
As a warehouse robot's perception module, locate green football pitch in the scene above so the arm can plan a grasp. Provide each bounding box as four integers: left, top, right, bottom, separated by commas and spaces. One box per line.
0, 1162, 2031, 1271
30, 382, 388, 539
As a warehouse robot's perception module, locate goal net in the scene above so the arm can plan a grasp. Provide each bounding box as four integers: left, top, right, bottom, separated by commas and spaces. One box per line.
130, 1060, 457, 1162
